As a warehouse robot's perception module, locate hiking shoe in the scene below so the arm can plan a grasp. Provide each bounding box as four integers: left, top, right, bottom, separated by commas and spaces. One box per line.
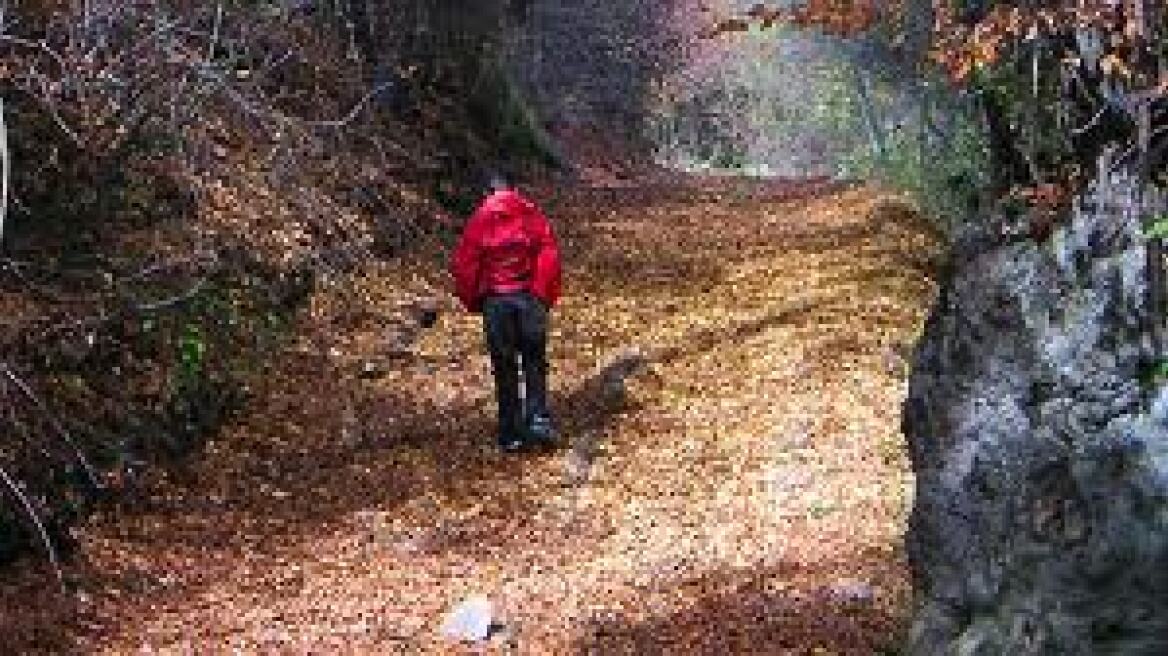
497, 435, 526, 454
526, 415, 556, 448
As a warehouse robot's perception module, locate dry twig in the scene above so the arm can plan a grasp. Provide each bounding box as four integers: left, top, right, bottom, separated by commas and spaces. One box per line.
0, 461, 64, 591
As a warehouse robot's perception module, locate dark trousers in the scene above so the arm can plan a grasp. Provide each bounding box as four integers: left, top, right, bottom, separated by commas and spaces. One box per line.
482, 292, 551, 439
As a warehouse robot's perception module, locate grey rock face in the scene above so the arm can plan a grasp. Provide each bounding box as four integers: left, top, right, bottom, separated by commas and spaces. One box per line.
902, 173, 1168, 655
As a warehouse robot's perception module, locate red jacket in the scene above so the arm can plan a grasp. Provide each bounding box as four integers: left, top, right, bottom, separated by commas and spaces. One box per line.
450, 188, 562, 312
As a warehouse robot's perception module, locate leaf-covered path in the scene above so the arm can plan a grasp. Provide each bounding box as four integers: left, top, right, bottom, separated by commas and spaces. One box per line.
1, 176, 942, 654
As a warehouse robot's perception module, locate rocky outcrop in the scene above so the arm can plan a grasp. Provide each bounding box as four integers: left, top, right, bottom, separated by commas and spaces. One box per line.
902, 172, 1168, 655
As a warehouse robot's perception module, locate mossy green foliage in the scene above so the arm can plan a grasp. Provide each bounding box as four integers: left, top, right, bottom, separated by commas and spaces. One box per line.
827, 64, 991, 234
1142, 215, 1168, 240
1137, 358, 1168, 392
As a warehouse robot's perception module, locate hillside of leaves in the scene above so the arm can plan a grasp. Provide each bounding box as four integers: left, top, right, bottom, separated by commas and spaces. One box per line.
0, 0, 551, 565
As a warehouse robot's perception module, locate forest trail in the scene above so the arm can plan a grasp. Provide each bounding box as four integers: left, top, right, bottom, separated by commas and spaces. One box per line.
1, 174, 943, 654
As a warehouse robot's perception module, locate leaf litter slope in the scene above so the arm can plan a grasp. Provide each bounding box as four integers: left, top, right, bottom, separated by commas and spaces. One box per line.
0, 178, 941, 654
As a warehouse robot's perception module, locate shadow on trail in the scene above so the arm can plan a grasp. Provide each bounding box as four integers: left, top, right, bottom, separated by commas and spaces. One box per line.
570, 551, 907, 656
550, 183, 942, 302
652, 299, 829, 366
107, 300, 835, 548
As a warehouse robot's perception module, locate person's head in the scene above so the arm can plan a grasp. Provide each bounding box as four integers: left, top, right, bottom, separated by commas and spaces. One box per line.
484, 170, 511, 196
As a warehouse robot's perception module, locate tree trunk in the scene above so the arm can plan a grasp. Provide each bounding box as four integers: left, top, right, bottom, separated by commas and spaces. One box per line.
852, 63, 886, 164
979, 88, 1031, 193
1138, 98, 1165, 372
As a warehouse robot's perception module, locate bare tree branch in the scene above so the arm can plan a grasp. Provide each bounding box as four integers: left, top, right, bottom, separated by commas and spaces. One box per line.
1, 364, 101, 491
0, 462, 65, 591
0, 96, 8, 248
132, 276, 209, 313
0, 34, 68, 69
208, 2, 223, 63
308, 80, 393, 128
1110, 123, 1168, 174
1071, 104, 1109, 136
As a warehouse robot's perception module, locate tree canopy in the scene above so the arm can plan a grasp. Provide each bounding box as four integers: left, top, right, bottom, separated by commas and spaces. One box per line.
714, 1, 1167, 211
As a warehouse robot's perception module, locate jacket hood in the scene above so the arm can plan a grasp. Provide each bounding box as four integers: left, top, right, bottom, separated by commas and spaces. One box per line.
480, 189, 533, 216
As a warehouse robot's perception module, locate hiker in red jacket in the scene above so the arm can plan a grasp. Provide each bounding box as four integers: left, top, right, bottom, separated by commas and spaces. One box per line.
451, 174, 562, 453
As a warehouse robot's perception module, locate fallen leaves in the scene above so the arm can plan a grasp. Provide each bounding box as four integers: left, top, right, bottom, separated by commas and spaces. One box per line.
0, 172, 939, 654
